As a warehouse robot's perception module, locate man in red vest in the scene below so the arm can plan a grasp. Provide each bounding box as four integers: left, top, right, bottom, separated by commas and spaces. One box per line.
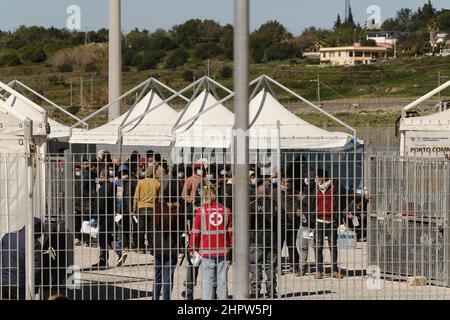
314, 169, 342, 279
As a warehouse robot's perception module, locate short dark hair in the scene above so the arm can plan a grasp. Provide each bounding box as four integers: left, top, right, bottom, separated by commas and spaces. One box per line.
316, 168, 329, 179
146, 150, 155, 158
154, 153, 162, 163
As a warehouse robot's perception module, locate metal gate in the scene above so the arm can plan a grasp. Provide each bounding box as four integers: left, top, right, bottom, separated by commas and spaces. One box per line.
3, 150, 450, 300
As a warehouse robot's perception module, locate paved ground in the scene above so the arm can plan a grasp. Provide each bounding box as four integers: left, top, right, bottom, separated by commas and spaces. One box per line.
59, 241, 450, 300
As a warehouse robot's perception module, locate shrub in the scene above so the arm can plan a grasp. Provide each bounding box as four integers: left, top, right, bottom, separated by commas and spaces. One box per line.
265, 42, 301, 61
20, 46, 47, 63
182, 69, 194, 82
0, 53, 21, 67
220, 66, 233, 79
85, 63, 99, 73
165, 48, 189, 69
137, 52, 160, 71
57, 63, 73, 72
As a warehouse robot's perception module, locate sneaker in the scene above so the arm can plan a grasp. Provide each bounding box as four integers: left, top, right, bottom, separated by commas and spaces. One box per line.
181, 291, 193, 300
74, 239, 82, 246
265, 292, 278, 299
116, 252, 128, 267
315, 272, 323, 279
332, 272, 343, 279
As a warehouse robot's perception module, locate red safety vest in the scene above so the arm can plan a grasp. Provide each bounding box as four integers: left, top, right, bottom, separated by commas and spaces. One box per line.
190, 202, 233, 258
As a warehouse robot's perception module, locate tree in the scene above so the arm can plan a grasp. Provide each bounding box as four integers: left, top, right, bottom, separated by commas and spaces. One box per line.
165, 48, 189, 69
334, 14, 342, 29
193, 42, 223, 60
250, 20, 293, 63
265, 42, 301, 61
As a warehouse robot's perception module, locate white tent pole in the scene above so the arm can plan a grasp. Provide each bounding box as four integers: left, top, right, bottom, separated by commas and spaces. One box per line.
204, 76, 233, 94
70, 77, 152, 129
402, 80, 450, 116
121, 78, 206, 132
117, 78, 153, 129
173, 93, 234, 131
171, 78, 207, 131
9, 80, 88, 127
249, 77, 264, 100
263, 75, 356, 136
151, 78, 190, 102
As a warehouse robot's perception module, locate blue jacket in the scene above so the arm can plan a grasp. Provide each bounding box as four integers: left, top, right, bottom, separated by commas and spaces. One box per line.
1, 218, 43, 290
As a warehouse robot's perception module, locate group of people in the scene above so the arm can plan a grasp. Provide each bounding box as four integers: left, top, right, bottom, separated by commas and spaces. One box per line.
70, 149, 367, 300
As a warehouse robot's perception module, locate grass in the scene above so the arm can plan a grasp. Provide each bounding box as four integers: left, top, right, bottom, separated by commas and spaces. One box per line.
1, 55, 450, 128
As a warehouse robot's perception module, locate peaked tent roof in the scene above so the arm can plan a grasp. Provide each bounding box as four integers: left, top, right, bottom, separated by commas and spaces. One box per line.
174, 90, 235, 148
249, 90, 351, 149
70, 90, 179, 146
400, 109, 450, 132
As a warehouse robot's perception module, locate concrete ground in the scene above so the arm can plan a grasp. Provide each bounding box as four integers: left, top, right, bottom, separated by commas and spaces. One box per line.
60, 240, 450, 300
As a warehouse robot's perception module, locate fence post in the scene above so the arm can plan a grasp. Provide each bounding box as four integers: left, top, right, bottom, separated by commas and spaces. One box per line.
233, 0, 250, 300
25, 119, 35, 300
64, 150, 75, 296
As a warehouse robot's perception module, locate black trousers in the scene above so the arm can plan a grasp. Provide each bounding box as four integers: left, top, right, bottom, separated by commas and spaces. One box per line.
281, 224, 300, 269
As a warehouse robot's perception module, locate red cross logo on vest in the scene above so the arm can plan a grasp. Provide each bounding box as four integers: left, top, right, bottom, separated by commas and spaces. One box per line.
209, 210, 223, 227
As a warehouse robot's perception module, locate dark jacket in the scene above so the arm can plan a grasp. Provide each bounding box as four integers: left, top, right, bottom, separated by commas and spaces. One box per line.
168, 178, 186, 210
1, 218, 43, 296
97, 180, 116, 232
147, 202, 185, 258
250, 196, 278, 249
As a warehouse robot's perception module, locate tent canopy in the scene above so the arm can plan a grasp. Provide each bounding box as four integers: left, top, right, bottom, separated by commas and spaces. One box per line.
0, 101, 29, 153
174, 90, 235, 148
400, 109, 450, 132
249, 90, 351, 149
70, 90, 179, 146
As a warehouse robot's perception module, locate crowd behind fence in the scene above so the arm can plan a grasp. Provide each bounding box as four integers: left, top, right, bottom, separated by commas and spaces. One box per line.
1, 149, 450, 300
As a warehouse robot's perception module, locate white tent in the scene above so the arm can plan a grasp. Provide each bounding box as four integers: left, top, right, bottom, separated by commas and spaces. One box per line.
174, 90, 235, 149
0, 101, 30, 153
0, 100, 33, 239
400, 80, 450, 157
249, 90, 352, 149
70, 90, 179, 146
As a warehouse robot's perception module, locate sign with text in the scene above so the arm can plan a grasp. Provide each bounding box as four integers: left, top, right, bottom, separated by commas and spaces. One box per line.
405, 131, 450, 159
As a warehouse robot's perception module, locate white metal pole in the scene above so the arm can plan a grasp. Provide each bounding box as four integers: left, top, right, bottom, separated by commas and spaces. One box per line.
233, 0, 250, 300
24, 119, 35, 300
109, 0, 122, 121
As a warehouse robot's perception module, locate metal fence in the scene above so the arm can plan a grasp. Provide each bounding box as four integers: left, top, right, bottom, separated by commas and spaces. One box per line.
1, 150, 450, 300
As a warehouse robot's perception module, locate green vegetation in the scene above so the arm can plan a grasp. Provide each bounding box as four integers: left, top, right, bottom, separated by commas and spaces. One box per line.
0, 1, 449, 128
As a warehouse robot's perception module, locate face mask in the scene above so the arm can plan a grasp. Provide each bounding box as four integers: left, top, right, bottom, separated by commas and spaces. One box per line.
140, 172, 146, 178
196, 169, 203, 176
304, 178, 309, 186
281, 184, 291, 192
109, 170, 114, 177
250, 178, 257, 185
75, 171, 81, 177
220, 169, 227, 176
272, 178, 278, 185
177, 172, 185, 179
207, 174, 214, 181
122, 175, 129, 180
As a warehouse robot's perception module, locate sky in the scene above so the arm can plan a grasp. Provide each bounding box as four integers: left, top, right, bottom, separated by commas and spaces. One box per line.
0, 0, 448, 35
